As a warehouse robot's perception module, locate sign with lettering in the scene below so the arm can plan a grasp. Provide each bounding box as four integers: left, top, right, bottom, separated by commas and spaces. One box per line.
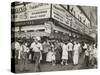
28, 9, 50, 20
12, 3, 51, 22
52, 4, 71, 26
84, 26, 89, 34
71, 17, 85, 34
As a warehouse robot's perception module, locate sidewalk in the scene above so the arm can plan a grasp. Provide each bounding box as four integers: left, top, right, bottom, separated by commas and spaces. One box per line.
15, 54, 87, 73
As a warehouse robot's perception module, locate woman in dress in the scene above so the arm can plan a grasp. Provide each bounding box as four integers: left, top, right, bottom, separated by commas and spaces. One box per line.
46, 43, 54, 63
61, 42, 68, 65
46, 43, 56, 66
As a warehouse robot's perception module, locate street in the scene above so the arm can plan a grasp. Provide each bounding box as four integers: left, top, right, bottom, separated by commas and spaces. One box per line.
15, 54, 96, 73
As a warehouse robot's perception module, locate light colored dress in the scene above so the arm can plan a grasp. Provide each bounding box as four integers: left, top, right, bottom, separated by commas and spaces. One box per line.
62, 44, 68, 60
46, 51, 53, 62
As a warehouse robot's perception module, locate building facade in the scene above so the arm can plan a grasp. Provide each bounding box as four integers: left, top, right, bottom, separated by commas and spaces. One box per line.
11, 2, 94, 42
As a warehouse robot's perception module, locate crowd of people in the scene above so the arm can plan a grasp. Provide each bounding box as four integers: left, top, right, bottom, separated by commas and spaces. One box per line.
11, 36, 97, 72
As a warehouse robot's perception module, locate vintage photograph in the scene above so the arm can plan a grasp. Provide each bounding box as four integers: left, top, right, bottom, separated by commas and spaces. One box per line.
11, 2, 97, 73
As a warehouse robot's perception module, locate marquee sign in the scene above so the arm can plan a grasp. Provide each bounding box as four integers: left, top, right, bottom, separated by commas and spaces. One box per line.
12, 3, 51, 22
71, 17, 85, 34
84, 26, 89, 34
52, 4, 71, 27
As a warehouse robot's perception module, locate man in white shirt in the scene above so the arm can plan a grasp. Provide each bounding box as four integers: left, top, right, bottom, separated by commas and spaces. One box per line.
30, 41, 42, 52
30, 37, 43, 72
73, 41, 80, 65
67, 40, 73, 63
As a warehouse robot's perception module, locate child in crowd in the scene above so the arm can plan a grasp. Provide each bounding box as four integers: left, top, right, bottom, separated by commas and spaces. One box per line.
46, 43, 56, 66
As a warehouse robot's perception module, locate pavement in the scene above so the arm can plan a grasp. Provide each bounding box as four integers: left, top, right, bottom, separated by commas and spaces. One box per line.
15, 54, 96, 73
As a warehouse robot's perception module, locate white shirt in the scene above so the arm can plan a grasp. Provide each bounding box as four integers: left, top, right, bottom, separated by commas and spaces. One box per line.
67, 42, 73, 51
73, 44, 80, 54
15, 42, 20, 51
30, 42, 43, 52
83, 44, 87, 49
73, 44, 80, 51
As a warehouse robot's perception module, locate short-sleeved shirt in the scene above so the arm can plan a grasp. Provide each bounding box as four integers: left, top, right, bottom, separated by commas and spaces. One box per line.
15, 42, 20, 51
67, 42, 73, 51
30, 42, 43, 52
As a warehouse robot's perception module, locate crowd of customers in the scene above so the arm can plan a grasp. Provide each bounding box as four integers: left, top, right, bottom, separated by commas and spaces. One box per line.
11, 36, 97, 71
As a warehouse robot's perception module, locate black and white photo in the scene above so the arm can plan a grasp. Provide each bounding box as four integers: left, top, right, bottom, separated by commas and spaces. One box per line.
11, 2, 98, 73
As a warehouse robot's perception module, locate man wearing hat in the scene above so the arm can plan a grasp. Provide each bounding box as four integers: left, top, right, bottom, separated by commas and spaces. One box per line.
30, 36, 43, 72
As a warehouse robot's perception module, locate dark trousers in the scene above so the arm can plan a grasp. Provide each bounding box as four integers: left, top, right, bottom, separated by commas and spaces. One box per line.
34, 52, 41, 72
42, 52, 47, 64
85, 55, 89, 67
56, 60, 61, 64
31, 51, 34, 63
68, 51, 73, 63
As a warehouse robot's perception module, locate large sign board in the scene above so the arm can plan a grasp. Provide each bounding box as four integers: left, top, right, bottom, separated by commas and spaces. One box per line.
52, 4, 71, 26
71, 17, 85, 34
84, 26, 89, 34
12, 3, 51, 22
